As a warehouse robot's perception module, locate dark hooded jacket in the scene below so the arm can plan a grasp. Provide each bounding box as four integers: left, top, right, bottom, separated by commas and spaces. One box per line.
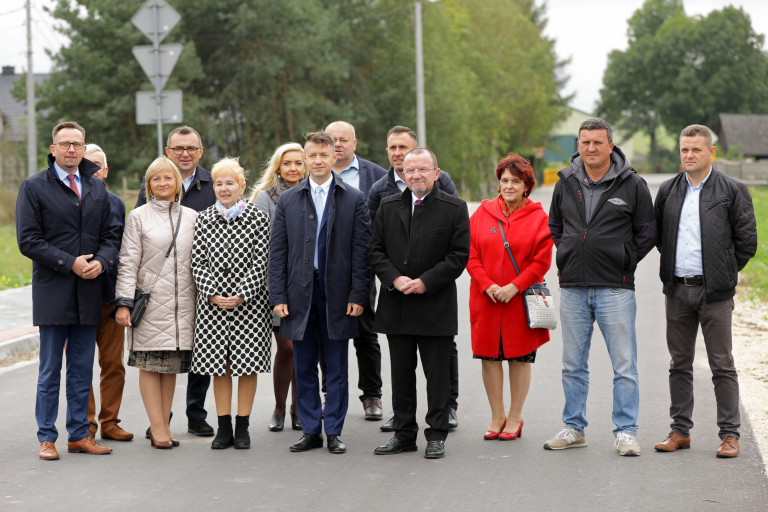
548, 146, 656, 289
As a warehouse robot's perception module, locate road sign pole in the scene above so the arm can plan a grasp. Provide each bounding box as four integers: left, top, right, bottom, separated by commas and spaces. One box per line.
152, 2, 163, 156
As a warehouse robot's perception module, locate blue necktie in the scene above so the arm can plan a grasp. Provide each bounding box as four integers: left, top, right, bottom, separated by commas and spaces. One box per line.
314, 187, 324, 268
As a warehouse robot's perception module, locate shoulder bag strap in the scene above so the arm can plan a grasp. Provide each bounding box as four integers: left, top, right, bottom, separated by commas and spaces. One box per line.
498, 219, 521, 276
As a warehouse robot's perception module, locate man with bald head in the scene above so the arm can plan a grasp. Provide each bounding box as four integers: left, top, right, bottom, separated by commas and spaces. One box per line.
324, 120, 387, 420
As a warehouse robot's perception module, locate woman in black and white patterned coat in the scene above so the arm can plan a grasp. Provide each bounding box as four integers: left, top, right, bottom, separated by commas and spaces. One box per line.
191, 157, 272, 450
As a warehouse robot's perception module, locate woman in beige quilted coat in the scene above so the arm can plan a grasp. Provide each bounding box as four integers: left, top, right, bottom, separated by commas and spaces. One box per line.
115, 157, 197, 449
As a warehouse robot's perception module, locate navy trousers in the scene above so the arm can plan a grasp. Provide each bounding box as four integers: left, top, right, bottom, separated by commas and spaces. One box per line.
293, 277, 349, 436
36, 325, 97, 442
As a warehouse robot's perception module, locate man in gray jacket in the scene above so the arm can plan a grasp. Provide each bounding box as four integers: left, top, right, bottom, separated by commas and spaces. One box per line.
653, 124, 756, 458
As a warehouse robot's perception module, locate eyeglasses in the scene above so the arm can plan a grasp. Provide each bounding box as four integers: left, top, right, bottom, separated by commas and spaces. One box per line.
168, 146, 201, 155
56, 141, 84, 150
403, 167, 436, 176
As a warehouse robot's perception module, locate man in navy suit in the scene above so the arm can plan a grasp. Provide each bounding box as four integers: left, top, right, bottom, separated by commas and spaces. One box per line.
17, 122, 120, 460
324, 120, 387, 420
269, 131, 371, 454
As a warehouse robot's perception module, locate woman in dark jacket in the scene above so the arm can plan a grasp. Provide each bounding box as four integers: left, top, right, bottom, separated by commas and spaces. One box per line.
250, 142, 307, 432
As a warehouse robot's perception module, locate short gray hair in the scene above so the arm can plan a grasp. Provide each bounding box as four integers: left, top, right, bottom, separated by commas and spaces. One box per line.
85, 143, 107, 168
403, 147, 438, 169
579, 118, 613, 143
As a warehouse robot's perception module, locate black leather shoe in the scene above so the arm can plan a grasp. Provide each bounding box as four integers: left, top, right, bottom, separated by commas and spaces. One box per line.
289, 434, 323, 452
380, 416, 395, 432
188, 418, 215, 437
374, 436, 417, 455
448, 408, 458, 430
290, 408, 302, 431
268, 411, 285, 432
425, 440, 446, 459
327, 435, 347, 454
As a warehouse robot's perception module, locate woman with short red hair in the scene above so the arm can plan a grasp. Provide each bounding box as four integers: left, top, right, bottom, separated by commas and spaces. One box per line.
467, 153, 552, 441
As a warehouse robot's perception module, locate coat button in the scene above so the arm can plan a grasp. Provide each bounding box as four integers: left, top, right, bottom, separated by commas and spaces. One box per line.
309, 214, 315, 220
403, 258, 408, 265
75, 202, 79, 207
303, 282, 309, 287
223, 242, 230, 249
58, 259, 64, 265
304, 258, 309, 264
305, 237, 310, 242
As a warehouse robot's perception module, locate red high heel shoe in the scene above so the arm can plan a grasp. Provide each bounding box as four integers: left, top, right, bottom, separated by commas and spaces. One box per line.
499, 419, 523, 441
484, 420, 507, 440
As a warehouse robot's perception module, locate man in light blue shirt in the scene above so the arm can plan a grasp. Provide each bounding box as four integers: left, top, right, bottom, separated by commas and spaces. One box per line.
654, 124, 757, 459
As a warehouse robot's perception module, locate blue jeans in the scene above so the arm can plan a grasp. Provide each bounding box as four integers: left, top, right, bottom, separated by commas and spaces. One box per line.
560, 287, 639, 436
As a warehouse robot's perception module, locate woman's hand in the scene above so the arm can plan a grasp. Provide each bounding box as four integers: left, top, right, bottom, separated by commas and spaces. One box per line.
115, 306, 131, 327
493, 283, 519, 304
484, 284, 501, 303
210, 295, 245, 309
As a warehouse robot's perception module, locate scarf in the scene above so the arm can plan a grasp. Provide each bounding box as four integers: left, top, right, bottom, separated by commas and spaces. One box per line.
498, 195, 529, 218
215, 198, 246, 221
266, 177, 292, 205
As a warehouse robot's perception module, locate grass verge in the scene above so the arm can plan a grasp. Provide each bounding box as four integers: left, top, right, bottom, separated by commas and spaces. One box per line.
740, 186, 768, 299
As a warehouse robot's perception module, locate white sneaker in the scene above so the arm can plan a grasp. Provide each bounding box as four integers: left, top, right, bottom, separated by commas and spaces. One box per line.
543, 427, 587, 450
615, 431, 641, 456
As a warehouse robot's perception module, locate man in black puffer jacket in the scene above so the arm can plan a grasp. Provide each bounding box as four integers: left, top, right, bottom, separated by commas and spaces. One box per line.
653, 124, 756, 459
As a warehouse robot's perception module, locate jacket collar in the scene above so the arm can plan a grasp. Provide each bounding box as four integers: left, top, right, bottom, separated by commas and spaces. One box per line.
47, 153, 100, 179
296, 171, 347, 194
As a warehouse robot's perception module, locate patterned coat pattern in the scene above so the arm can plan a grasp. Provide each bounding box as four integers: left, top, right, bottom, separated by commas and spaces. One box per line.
191, 201, 272, 377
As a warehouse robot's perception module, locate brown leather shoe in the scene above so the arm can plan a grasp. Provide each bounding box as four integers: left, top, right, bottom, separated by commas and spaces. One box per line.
716, 436, 739, 458
654, 431, 691, 452
67, 435, 113, 455
39, 441, 59, 460
101, 426, 134, 441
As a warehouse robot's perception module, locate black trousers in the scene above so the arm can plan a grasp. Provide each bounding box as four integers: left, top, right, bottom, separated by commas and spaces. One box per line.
666, 282, 740, 438
186, 372, 210, 421
387, 334, 452, 442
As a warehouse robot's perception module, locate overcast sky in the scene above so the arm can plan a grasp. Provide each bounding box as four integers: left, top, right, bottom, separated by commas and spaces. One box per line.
2, 1, 768, 115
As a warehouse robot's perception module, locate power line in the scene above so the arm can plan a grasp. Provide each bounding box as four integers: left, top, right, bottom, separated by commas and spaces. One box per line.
0, 6, 25, 17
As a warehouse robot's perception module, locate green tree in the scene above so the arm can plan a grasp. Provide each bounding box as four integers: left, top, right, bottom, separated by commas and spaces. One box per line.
598, 0, 768, 167
14, 0, 205, 183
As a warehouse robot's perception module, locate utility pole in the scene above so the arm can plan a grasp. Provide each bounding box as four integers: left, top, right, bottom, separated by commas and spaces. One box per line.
414, 1, 426, 147
26, 0, 37, 177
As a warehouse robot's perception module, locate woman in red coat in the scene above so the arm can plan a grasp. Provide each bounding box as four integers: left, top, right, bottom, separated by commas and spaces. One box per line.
467, 153, 552, 441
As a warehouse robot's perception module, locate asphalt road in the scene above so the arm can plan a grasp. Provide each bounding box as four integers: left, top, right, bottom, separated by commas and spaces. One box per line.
1, 174, 767, 511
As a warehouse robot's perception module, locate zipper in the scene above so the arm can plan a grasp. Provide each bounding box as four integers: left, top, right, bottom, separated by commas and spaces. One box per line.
170, 204, 180, 350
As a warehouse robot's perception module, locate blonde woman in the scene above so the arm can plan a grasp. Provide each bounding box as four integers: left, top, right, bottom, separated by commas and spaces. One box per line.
250, 143, 307, 432
115, 157, 197, 449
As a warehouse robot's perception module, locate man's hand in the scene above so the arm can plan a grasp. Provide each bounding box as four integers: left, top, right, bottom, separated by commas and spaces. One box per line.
346, 302, 364, 316
274, 304, 289, 318
401, 278, 426, 295
484, 284, 501, 303
493, 283, 519, 303
71, 254, 93, 278
81, 259, 103, 280
115, 306, 131, 327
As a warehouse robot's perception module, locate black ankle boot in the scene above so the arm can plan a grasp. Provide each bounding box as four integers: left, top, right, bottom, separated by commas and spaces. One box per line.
211, 415, 234, 449
234, 415, 250, 449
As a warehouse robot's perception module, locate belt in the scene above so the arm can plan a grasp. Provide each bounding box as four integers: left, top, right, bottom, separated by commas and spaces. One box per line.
674, 275, 703, 286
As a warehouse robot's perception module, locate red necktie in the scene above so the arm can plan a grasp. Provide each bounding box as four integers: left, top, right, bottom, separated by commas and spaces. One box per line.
66, 174, 80, 200
415, 199, 422, 205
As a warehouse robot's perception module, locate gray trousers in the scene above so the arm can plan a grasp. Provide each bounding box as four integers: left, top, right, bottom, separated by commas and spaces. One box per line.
665, 282, 740, 439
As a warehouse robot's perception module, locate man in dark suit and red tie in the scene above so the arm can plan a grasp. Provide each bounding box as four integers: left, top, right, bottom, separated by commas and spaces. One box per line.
368, 147, 470, 459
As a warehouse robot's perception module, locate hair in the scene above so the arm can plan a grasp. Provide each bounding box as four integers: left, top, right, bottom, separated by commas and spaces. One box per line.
211, 157, 247, 189
680, 124, 714, 147
578, 118, 613, 143
84, 143, 107, 168
52, 121, 85, 142
144, 156, 182, 200
166, 126, 202, 148
386, 125, 418, 143
304, 131, 334, 148
325, 120, 356, 139
403, 147, 438, 169
495, 152, 536, 197
249, 142, 305, 200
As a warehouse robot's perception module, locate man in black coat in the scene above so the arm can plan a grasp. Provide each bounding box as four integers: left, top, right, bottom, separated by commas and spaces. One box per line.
653, 124, 756, 459
16, 122, 121, 459
368, 125, 462, 431
369, 148, 470, 459
135, 126, 216, 437
323, 120, 387, 420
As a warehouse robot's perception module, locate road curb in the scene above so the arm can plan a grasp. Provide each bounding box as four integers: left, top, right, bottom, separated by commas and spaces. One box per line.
0, 330, 39, 362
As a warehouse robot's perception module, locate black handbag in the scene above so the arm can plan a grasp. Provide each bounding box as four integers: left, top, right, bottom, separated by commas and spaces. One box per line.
497, 220, 557, 330
129, 207, 183, 327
